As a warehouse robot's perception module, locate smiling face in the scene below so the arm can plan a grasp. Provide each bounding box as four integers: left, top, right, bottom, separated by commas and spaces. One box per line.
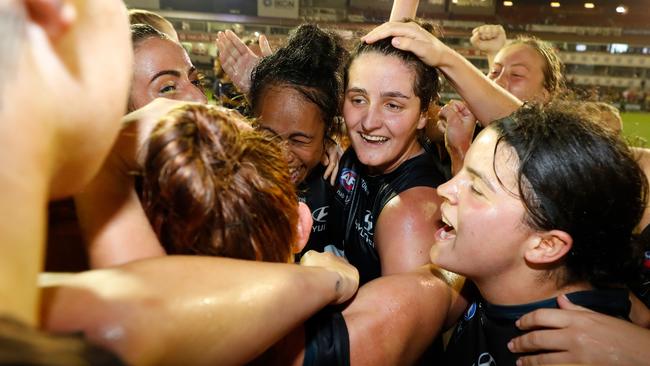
129, 37, 207, 111
343, 52, 426, 174
489, 43, 549, 103
431, 128, 536, 282
255, 85, 326, 185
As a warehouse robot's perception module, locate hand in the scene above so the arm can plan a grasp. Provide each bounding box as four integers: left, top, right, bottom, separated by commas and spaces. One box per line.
470, 24, 506, 55
321, 140, 343, 186
509, 294, 650, 366
300, 251, 359, 305
361, 21, 451, 68
118, 98, 195, 171
438, 100, 476, 162
216, 30, 272, 94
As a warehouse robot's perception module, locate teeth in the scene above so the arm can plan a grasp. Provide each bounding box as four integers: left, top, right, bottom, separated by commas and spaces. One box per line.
361, 133, 388, 142
440, 229, 451, 240
441, 215, 453, 228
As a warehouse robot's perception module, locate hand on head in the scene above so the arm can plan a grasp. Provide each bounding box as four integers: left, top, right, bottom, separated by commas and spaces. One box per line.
361, 21, 449, 68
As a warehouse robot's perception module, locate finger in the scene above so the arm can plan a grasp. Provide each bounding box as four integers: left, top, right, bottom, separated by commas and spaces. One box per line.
516, 351, 575, 366
516, 308, 576, 330
389, 36, 431, 62
361, 21, 416, 44
225, 30, 252, 56
259, 34, 273, 56
329, 161, 338, 186
557, 294, 592, 312
508, 329, 569, 353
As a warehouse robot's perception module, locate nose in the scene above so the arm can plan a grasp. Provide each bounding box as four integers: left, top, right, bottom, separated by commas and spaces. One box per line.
436, 175, 459, 205
493, 71, 508, 90
360, 104, 382, 132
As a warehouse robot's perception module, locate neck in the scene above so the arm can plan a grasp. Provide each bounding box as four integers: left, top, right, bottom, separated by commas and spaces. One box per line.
368, 138, 423, 175
0, 75, 55, 325
475, 270, 592, 306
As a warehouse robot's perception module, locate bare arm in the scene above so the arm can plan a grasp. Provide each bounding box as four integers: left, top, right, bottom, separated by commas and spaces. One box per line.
389, 0, 419, 21
259, 264, 465, 365
40, 253, 359, 366
362, 21, 522, 123
375, 186, 442, 275
75, 99, 190, 268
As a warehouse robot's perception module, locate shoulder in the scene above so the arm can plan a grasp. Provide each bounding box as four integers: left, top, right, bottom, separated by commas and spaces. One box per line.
378, 186, 441, 227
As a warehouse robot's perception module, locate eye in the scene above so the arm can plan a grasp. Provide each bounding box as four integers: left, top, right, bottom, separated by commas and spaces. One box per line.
470, 184, 483, 196
386, 102, 403, 111
290, 137, 311, 146
350, 96, 366, 105
159, 83, 176, 94
488, 69, 500, 78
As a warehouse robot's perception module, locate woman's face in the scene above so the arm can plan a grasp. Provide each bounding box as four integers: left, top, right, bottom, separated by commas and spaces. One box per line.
255, 86, 325, 184
343, 52, 426, 174
430, 128, 535, 281
489, 44, 549, 103
130, 37, 207, 111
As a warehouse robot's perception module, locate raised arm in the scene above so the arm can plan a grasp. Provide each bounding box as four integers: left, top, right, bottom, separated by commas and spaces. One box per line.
389, 0, 419, 21
362, 21, 522, 124
216, 30, 272, 94
470, 24, 507, 71
40, 253, 359, 366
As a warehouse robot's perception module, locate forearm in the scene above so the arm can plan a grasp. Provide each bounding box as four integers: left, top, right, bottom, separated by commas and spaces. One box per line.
40, 256, 347, 366
344, 265, 451, 365
389, 0, 419, 21
75, 161, 164, 268
438, 47, 521, 124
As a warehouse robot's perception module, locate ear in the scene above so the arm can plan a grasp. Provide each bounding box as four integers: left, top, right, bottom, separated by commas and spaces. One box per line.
416, 111, 428, 130
293, 202, 313, 254
24, 0, 76, 40
524, 230, 573, 264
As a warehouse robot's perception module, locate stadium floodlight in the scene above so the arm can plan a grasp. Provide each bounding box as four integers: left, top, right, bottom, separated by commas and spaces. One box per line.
616, 5, 628, 13
503, 1, 513, 6
550, 2, 560, 8
584, 3, 595, 8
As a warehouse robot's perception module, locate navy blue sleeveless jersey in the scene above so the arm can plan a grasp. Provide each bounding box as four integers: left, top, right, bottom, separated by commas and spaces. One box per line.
296, 164, 336, 259
329, 149, 447, 285
444, 288, 631, 366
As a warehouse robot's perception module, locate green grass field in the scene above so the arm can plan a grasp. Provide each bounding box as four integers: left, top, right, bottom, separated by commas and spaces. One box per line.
623, 112, 650, 147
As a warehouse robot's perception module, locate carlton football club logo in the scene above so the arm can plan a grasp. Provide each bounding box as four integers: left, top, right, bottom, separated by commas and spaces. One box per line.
340, 168, 357, 192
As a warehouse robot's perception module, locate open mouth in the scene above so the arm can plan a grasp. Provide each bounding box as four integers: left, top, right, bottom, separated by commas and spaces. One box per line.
288, 167, 302, 184
360, 132, 388, 144
437, 215, 457, 241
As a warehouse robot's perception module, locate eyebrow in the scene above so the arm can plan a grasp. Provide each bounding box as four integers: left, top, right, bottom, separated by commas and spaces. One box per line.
149, 70, 181, 84
347, 87, 411, 99
494, 62, 530, 71
466, 166, 497, 193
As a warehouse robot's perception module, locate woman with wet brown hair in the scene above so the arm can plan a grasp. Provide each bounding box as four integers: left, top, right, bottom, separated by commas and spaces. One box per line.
141, 103, 307, 262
